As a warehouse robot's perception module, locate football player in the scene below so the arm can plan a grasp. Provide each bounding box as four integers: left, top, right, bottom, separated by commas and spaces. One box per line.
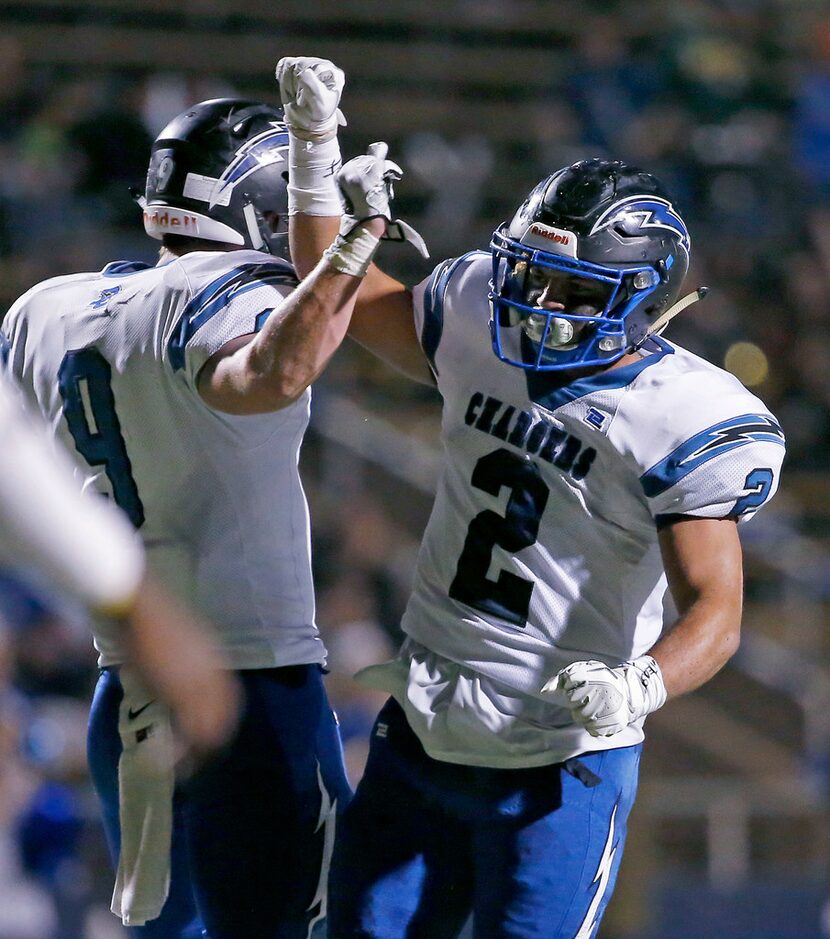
3, 93, 409, 938
0, 370, 238, 755
277, 57, 786, 939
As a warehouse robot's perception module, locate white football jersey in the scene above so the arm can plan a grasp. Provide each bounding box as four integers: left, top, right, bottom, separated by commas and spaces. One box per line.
3, 249, 325, 670
363, 251, 786, 768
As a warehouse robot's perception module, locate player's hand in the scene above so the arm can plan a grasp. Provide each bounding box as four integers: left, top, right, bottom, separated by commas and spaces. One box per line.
337, 141, 401, 226
541, 655, 667, 737
337, 142, 429, 257
275, 56, 346, 141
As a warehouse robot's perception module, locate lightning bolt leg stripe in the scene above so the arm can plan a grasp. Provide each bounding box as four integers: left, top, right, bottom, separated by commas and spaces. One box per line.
572, 803, 619, 939
305, 761, 338, 939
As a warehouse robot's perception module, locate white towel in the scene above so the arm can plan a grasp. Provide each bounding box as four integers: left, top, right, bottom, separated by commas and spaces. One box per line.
110, 666, 175, 926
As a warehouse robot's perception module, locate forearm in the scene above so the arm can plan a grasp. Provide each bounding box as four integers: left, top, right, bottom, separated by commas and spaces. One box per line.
549, 516, 744, 737
200, 212, 387, 413
651, 516, 743, 698
649, 575, 742, 698
290, 212, 340, 278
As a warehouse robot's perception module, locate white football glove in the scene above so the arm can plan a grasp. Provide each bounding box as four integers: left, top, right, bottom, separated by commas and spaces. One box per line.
275, 56, 346, 141
323, 142, 429, 277
336, 142, 429, 257
542, 655, 667, 738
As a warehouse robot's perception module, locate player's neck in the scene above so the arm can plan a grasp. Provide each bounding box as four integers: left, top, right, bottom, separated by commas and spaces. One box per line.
157, 242, 238, 264
606, 350, 642, 371
550, 350, 642, 387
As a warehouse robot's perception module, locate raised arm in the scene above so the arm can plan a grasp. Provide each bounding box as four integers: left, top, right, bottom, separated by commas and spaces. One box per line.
197, 216, 386, 414
544, 516, 743, 736
277, 56, 434, 385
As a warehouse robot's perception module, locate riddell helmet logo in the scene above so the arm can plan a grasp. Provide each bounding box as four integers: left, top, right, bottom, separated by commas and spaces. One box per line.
144, 209, 199, 230
529, 223, 570, 246
522, 222, 578, 258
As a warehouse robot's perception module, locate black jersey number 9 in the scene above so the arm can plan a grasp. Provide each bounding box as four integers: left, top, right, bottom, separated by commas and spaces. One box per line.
58, 347, 145, 528
449, 448, 549, 627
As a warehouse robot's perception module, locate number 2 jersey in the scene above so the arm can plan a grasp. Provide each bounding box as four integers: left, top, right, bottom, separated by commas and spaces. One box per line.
361, 251, 786, 768
3, 249, 325, 670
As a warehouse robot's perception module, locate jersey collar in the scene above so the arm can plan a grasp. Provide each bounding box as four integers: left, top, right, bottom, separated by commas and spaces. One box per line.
525, 337, 675, 411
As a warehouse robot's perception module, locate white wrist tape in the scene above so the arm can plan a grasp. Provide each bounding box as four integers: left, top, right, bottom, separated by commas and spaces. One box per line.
322, 227, 381, 278
287, 135, 342, 216
627, 654, 667, 716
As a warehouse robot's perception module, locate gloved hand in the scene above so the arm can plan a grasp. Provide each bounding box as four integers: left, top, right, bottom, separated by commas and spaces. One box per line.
542, 655, 667, 737
323, 142, 429, 277
337, 142, 429, 257
275, 56, 346, 141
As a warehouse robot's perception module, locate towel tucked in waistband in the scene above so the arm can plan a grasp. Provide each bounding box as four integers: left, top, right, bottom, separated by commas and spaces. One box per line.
110, 665, 175, 926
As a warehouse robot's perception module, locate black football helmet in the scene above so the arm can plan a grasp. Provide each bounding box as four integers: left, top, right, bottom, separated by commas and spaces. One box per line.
489, 159, 691, 371
142, 98, 290, 256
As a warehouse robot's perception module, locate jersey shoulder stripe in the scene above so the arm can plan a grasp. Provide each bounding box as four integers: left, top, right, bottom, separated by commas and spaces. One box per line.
101, 261, 154, 277
527, 337, 674, 411
640, 412, 785, 497
167, 259, 297, 370
420, 251, 485, 376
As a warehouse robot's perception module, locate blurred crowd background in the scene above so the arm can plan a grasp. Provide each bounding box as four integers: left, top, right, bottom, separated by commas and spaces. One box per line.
1, 1, 829, 936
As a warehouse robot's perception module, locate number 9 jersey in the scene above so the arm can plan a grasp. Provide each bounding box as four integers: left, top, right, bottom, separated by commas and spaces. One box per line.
2, 251, 325, 672
369, 250, 785, 769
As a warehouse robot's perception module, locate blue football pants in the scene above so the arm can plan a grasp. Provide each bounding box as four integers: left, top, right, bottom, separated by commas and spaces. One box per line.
328, 697, 641, 939
88, 664, 351, 939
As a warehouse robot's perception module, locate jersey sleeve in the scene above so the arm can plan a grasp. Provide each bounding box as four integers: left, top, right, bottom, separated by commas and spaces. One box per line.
0, 375, 144, 614
412, 252, 489, 380
166, 259, 299, 389
639, 411, 786, 524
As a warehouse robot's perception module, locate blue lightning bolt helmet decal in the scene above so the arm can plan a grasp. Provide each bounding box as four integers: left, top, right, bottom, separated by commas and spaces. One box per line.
210, 122, 290, 208
590, 195, 690, 250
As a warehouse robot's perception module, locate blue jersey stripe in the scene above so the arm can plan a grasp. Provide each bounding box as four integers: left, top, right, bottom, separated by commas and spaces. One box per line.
100, 261, 154, 277
640, 413, 785, 498
0, 331, 9, 367
526, 337, 674, 411
168, 261, 297, 371
420, 253, 479, 377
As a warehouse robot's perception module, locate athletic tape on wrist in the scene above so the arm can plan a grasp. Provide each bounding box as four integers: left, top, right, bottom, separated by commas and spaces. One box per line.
631, 654, 667, 712
287, 135, 342, 216
322, 227, 381, 278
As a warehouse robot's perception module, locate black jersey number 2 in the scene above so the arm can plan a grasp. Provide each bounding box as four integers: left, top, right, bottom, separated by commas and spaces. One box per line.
58, 347, 145, 528
449, 448, 549, 627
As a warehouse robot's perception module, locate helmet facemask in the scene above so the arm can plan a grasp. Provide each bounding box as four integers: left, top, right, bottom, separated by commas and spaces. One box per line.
489, 230, 662, 372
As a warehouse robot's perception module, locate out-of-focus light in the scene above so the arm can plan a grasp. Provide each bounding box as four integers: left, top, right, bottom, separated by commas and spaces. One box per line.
724, 341, 769, 387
